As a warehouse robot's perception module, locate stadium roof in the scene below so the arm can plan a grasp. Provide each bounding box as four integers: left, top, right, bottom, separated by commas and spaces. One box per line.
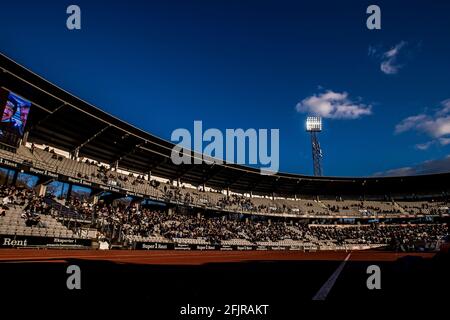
1, 53, 449, 196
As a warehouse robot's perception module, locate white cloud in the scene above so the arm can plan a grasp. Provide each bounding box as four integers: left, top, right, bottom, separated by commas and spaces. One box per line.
373, 166, 414, 177
384, 41, 406, 58
380, 41, 407, 74
395, 114, 428, 134
437, 99, 450, 116
380, 60, 400, 75
439, 137, 450, 146
395, 99, 450, 149
415, 141, 434, 150
369, 41, 409, 75
395, 115, 450, 138
296, 90, 372, 120
373, 155, 450, 176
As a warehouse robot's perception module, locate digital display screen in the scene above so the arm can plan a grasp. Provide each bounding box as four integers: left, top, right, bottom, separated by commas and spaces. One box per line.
0, 88, 31, 147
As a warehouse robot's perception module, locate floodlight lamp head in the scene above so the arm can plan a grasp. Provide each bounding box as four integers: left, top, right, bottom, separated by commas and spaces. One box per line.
306, 116, 322, 132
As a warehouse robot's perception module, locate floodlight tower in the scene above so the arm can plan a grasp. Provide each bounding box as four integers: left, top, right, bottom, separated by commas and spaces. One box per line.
306, 116, 323, 176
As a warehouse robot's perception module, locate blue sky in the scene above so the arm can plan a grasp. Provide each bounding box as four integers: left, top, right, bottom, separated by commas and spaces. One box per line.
1, 0, 450, 177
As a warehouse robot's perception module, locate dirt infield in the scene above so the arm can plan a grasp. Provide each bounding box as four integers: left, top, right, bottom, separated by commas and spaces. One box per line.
0, 249, 436, 265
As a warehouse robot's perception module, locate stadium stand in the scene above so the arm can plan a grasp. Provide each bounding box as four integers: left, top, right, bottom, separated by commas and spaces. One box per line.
0, 53, 448, 251
1, 143, 449, 251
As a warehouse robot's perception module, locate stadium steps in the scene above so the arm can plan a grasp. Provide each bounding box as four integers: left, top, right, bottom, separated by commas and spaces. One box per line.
0, 205, 79, 239
393, 202, 407, 214
16, 146, 46, 164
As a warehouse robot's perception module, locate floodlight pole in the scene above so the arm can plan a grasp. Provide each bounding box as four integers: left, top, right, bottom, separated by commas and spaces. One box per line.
306, 117, 323, 177
310, 131, 323, 176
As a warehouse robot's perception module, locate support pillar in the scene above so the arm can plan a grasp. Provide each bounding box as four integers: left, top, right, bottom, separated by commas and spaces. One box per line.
67, 183, 73, 200
71, 148, 79, 160
36, 184, 47, 197
11, 170, 18, 186
21, 131, 29, 146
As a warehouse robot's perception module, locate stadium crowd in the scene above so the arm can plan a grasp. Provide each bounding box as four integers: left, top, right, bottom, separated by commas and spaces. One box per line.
1, 185, 51, 227
0, 184, 448, 250
61, 192, 448, 248
308, 224, 447, 248
64, 198, 304, 243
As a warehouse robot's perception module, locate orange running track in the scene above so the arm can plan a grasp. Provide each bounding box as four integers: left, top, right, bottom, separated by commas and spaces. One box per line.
0, 249, 436, 265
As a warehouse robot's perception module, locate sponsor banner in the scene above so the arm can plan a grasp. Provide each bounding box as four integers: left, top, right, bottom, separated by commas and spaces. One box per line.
64, 176, 92, 187
0, 157, 19, 168
139, 242, 244, 251
0, 235, 92, 248
81, 180, 92, 187
135, 242, 285, 251
270, 246, 287, 251
126, 191, 146, 198
236, 245, 254, 251
174, 244, 192, 250
28, 167, 59, 179
67, 176, 82, 184
140, 242, 173, 250
195, 244, 217, 250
